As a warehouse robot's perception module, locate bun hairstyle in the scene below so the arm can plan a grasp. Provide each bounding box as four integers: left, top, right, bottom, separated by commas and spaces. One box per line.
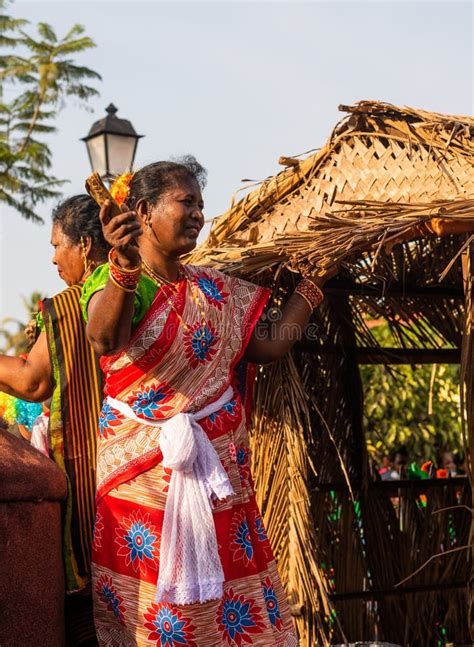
126, 155, 207, 210
51, 194, 110, 259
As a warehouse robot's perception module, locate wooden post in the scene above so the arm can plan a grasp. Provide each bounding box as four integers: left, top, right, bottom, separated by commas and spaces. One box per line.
460, 246, 474, 638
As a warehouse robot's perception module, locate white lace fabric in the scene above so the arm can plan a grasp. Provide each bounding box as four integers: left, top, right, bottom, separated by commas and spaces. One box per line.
106, 386, 234, 605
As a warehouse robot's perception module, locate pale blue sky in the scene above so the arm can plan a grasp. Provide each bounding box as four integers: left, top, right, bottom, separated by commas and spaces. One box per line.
1, 1, 472, 323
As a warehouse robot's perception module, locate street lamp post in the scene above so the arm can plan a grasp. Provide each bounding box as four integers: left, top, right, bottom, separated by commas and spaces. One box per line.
81, 103, 143, 182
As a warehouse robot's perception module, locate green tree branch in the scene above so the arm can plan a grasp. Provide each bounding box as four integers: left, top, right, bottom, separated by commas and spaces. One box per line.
0, 0, 101, 221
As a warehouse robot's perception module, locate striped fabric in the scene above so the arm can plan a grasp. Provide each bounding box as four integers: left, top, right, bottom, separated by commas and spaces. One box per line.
42, 284, 103, 592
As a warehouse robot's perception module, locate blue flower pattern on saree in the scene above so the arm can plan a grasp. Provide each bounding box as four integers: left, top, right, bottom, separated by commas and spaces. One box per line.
184, 322, 218, 368
191, 325, 216, 362
115, 511, 158, 575
235, 519, 253, 561
262, 576, 283, 629
255, 515, 268, 542
193, 273, 229, 310
217, 588, 265, 644
131, 383, 173, 418
144, 603, 197, 646
123, 520, 156, 565
220, 596, 256, 640
99, 401, 120, 437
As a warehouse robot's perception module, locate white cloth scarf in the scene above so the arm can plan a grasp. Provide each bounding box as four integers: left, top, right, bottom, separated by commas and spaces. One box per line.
106, 386, 235, 605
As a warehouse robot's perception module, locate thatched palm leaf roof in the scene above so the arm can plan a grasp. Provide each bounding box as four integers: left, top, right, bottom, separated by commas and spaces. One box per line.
191, 100, 474, 277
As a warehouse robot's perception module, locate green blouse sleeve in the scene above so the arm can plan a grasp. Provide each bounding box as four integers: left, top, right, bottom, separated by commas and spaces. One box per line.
80, 263, 158, 328
35, 310, 45, 332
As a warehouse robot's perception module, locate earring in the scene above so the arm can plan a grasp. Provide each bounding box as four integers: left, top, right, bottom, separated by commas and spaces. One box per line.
146, 216, 152, 233
80, 236, 92, 275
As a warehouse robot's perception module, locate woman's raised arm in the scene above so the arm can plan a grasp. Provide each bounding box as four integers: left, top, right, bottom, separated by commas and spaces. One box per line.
244, 273, 333, 364
86, 201, 142, 356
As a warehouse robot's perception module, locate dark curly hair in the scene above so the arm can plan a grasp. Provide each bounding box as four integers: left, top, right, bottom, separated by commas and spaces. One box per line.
126, 155, 207, 209
51, 194, 110, 259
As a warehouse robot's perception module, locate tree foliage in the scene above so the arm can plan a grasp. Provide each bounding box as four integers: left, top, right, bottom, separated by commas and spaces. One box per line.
0, 290, 44, 355
0, 0, 101, 221
360, 323, 462, 464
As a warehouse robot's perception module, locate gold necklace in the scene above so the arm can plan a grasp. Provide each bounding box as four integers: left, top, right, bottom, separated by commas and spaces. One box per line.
142, 261, 207, 334
141, 258, 183, 285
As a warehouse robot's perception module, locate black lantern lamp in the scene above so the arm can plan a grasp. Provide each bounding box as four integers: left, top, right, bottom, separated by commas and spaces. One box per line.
81, 103, 143, 182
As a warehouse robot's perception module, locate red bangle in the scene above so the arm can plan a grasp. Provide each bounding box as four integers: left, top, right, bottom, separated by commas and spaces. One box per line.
295, 278, 324, 310
108, 249, 141, 291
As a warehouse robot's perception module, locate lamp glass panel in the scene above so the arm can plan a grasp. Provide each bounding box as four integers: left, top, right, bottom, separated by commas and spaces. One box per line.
106, 134, 137, 176
85, 134, 107, 176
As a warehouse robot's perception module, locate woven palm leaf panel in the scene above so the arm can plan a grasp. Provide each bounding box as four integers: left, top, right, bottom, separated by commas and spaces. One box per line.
195, 101, 474, 276
190, 101, 474, 645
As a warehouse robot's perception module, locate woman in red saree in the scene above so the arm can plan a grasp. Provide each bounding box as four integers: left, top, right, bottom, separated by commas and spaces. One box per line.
83, 159, 329, 646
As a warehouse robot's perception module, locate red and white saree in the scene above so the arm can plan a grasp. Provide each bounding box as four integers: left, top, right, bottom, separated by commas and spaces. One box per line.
92, 265, 298, 646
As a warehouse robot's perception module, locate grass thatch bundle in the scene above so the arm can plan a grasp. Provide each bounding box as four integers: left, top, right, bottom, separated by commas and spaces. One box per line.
190, 101, 474, 646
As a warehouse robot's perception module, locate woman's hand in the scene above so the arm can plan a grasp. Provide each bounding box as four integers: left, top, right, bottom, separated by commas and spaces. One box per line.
100, 200, 142, 268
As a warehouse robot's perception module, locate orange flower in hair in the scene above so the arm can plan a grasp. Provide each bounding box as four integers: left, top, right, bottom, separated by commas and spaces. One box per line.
110, 172, 133, 206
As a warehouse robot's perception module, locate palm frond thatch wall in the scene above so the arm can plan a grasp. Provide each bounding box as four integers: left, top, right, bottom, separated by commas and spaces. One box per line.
190, 101, 474, 645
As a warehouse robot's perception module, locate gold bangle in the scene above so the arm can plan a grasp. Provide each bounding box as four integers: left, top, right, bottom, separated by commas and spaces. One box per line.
109, 273, 137, 293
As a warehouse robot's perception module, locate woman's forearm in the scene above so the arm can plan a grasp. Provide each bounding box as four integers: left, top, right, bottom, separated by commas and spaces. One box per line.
86, 281, 136, 355
244, 291, 315, 364
0, 356, 37, 398
0, 333, 53, 401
